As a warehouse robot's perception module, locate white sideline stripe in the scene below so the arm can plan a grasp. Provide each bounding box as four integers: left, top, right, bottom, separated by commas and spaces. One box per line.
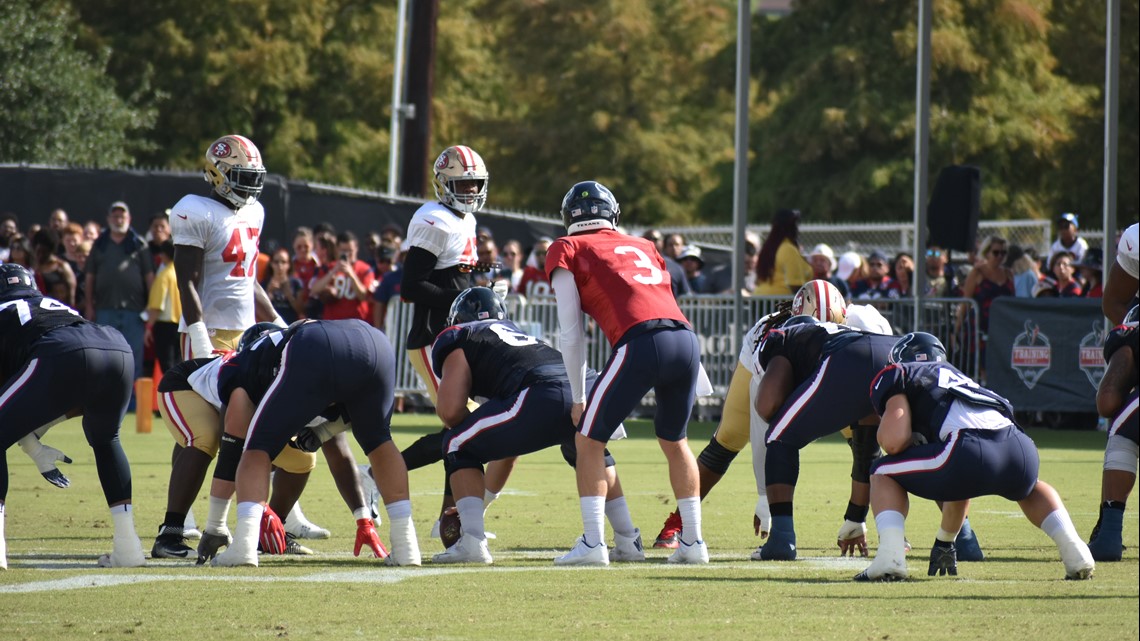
0, 556, 873, 593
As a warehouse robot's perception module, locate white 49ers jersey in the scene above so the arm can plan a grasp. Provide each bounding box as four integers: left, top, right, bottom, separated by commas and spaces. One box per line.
170, 194, 265, 331
1117, 222, 1139, 279
406, 201, 478, 268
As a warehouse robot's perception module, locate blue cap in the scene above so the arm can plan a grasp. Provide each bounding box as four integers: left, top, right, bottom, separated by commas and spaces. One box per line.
1059, 212, 1079, 227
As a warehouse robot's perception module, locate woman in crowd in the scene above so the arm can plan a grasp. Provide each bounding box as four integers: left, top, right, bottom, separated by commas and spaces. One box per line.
753, 208, 812, 296
262, 246, 306, 324
958, 235, 1015, 380
31, 229, 77, 307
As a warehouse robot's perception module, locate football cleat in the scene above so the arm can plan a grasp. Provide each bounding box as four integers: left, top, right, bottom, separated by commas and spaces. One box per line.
757, 530, 797, 561
284, 503, 331, 540
98, 535, 147, 568
1087, 507, 1124, 562
927, 543, 958, 577
653, 512, 682, 549
284, 533, 314, 556
853, 553, 908, 582
667, 539, 709, 565
211, 545, 258, 567
554, 536, 609, 566
432, 535, 493, 565
384, 519, 422, 567
954, 519, 984, 561
151, 526, 194, 559
611, 529, 646, 562
1060, 538, 1095, 580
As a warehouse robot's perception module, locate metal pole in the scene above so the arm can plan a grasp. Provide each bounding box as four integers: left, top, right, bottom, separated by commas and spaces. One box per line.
1102, 0, 1120, 269
388, 0, 411, 197
912, 0, 932, 331
732, 0, 752, 346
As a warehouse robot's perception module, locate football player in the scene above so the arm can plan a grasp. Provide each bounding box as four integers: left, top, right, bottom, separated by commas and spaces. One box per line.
547, 181, 708, 565
856, 333, 1094, 581
153, 332, 380, 561
654, 281, 847, 551
1087, 305, 1138, 561
0, 263, 146, 569
397, 145, 512, 534
753, 310, 899, 561
1101, 222, 1138, 325
209, 319, 420, 567
431, 287, 643, 564
168, 135, 325, 543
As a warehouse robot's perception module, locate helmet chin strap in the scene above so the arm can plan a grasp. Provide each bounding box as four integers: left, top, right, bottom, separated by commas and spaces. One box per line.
567, 218, 615, 235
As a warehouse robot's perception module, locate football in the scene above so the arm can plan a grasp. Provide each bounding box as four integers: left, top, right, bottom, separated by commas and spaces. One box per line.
439, 506, 462, 549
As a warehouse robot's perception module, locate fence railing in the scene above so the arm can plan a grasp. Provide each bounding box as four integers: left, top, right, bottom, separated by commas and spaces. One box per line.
384, 294, 980, 415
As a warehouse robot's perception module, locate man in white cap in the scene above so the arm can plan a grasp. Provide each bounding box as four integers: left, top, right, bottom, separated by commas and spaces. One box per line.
808, 244, 848, 299
836, 251, 864, 295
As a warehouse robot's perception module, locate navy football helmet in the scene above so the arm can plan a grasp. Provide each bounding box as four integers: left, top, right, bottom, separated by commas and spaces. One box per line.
237, 321, 283, 352
448, 287, 507, 325
560, 181, 620, 234
0, 263, 40, 302
891, 332, 947, 364
1124, 304, 1139, 326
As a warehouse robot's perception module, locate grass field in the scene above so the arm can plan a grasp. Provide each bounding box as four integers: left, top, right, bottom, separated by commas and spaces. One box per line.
1, 414, 1137, 641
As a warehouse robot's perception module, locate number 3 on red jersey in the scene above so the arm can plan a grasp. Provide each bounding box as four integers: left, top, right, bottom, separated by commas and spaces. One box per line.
614, 245, 663, 285
222, 227, 260, 277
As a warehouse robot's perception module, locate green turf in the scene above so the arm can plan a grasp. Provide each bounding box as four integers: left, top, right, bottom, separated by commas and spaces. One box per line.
1, 414, 1136, 640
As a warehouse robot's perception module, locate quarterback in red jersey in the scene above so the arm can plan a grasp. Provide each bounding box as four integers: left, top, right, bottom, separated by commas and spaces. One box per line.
545, 181, 707, 566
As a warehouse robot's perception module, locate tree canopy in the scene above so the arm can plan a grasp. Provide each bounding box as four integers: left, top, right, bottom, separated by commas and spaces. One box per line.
1, 0, 1135, 227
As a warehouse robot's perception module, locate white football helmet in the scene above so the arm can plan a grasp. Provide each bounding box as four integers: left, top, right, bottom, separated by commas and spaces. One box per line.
792, 279, 847, 324
203, 134, 266, 208
433, 145, 489, 214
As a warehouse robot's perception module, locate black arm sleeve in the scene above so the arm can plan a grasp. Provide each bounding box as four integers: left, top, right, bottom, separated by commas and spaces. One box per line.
401, 246, 463, 309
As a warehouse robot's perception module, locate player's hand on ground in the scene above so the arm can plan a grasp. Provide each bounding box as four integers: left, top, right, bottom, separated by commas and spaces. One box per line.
837, 519, 868, 557
754, 496, 771, 539
260, 507, 287, 555
196, 530, 233, 565
29, 442, 73, 489
354, 518, 389, 559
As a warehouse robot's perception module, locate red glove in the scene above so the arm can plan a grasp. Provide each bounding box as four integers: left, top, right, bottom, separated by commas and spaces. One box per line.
259, 506, 287, 555
354, 518, 389, 559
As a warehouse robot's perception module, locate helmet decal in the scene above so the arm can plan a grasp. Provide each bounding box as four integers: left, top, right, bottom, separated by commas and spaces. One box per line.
211, 141, 232, 158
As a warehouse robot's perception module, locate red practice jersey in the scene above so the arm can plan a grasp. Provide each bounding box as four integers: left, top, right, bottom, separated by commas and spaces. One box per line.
545, 229, 687, 346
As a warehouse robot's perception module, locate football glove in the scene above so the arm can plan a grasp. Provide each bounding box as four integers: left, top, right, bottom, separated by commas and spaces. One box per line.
259, 506, 287, 555
354, 518, 389, 559
196, 530, 233, 565
290, 429, 322, 453
18, 435, 73, 489
837, 519, 868, 557
492, 279, 510, 299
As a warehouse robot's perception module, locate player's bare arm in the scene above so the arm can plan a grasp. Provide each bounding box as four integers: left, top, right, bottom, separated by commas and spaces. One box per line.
1102, 261, 1139, 325
876, 394, 914, 455
755, 356, 793, 421
436, 349, 473, 428
251, 280, 279, 324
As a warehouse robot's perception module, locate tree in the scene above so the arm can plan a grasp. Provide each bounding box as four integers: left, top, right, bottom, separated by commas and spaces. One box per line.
0, 0, 153, 166
701, 0, 1097, 224
466, 0, 738, 225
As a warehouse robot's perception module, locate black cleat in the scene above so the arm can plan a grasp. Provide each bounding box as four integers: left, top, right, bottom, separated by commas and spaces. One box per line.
151, 527, 194, 559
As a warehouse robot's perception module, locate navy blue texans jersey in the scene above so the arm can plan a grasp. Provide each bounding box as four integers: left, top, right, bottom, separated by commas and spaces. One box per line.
1103, 321, 1138, 363
432, 319, 567, 399
757, 321, 864, 385
870, 361, 1016, 443
0, 295, 90, 377
216, 328, 290, 405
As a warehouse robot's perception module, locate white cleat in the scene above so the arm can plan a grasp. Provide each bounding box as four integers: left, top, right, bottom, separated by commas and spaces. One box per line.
854, 553, 908, 582
611, 529, 646, 562
1060, 539, 1095, 580
432, 535, 493, 564
385, 520, 422, 567
284, 503, 331, 540
667, 539, 709, 564
554, 536, 609, 566
211, 545, 258, 567
97, 536, 147, 568
749, 545, 764, 561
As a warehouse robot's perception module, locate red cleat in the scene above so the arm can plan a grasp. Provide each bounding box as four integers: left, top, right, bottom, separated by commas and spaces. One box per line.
654, 511, 682, 549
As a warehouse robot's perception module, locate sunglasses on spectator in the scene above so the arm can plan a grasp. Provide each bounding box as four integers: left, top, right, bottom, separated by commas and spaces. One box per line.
926, 250, 942, 257
990, 248, 1007, 256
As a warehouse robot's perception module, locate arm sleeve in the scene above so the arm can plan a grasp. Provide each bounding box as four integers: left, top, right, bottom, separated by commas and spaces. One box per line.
870, 364, 905, 416
552, 268, 588, 403
401, 246, 462, 308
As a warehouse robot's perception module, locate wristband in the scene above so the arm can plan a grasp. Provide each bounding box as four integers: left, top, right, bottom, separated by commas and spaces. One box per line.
186, 321, 213, 359
844, 501, 870, 524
